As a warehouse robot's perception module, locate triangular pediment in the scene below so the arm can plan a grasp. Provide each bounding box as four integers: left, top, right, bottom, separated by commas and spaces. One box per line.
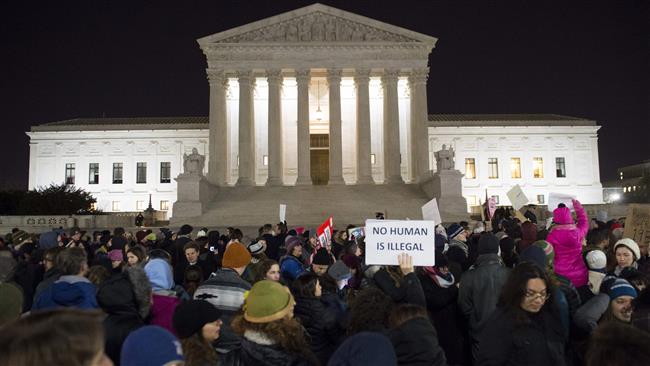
198, 3, 437, 46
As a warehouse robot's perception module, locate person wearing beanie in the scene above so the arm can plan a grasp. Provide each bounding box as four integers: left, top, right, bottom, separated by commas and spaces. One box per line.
121, 326, 184, 366
310, 247, 335, 276
579, 249, 608, 302
144, 258, 182, 335
341, 254, 364, 290
546, 199, 589, 288
172, 300, 222, 366
107, 249, 124, 273
327, 260, 352, 290
279, 238, 306, 284
575, 278, 638, 335
446, 223, 469, 268
193, 242, 252, 353
458, 232, 510, 362
226, 280, 318, 365
241, 238, 268, 284
612, 238, 641, 276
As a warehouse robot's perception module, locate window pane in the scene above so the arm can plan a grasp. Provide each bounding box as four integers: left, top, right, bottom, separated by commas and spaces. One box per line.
113, 163, 123, 184
136, 162, 147, 184
537, 194, 545, 204
533, 157, 544, 178
555, 157, 566, 178
65, 163, 75, 185
488, 158, 499, 179
160, 200, 170, 211
88, 163, 99, 184
510, 158, 521, 178
465, 158, 476, 179
160, 162, 171, 183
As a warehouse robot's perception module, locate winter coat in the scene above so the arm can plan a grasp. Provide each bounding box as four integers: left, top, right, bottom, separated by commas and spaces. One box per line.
279, 255, 304, 283
220, 333, 312, 366
149, 291, 180, 335
373, 269, 426, 306
457, 254, 509, 359
293, 296, 343, 365
388, 317, 447, 366
194, 268, 251, 352
477, 307, 567, 366
33, 268, 61, 303
573, 293, 610, 334
546, 200, 589, 287
32, 275, 98, 310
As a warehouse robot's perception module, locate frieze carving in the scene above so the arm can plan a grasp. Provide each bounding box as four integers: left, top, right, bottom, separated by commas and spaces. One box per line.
217, 12, 416, 43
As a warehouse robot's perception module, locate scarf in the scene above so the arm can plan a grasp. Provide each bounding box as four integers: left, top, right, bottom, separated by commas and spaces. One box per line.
423, 266, 455, 288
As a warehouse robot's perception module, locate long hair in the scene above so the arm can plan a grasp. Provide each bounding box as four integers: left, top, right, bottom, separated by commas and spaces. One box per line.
388, 304, 429, 329
291, 272, 319, 298
253, 259, 279, 283
347, 286, 394, 335
180, 333, 218, 366
497, 262, 555, 325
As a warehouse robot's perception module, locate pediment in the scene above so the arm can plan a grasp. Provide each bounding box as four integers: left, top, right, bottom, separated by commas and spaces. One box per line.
198, 3, 437, 46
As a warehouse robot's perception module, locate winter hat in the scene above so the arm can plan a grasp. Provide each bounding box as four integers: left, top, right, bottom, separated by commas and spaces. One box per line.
328, 260, 352, 281
519, 245, 547, 271
328, 332, 397, 366
285, 236, 302, 256
244, 280, 295, 323
553, 204, 573, 225
533, 240, 555, 270
173, 300, 222, 339
144, 258, 175, 291
111, 236, 127, 250
446, 223, 464, 240
607, 278, 638, 301
0, 282, 23, 326
222, 242, 252, 269
585, 250, 607, 271
11, 230, 30, 245
120, 326, 184, 366
108, 249, 123, 262
196, 228, 208, 239
478, 233, 500, 255
144, 232, 157, 242
614, 238, 640, 261
247, 239, 266, 256
178, 224, 193, 236
312, 248, 334, 266
38, 231, 60, 249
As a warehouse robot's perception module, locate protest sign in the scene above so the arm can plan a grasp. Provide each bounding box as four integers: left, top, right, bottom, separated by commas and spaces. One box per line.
487, 196, 497, 219
506, 185, 529, 210
623, 204, 650, 248
317, 216, 334, 249
421, 198, 442, 224
548, 192, 576, 211
347, 226, 365, 240
365, 219, 436, 266
279, 204, 287, 222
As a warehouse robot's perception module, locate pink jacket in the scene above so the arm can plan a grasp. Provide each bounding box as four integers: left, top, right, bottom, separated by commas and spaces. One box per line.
149, 292, 180, 336
546, 200, 589, 287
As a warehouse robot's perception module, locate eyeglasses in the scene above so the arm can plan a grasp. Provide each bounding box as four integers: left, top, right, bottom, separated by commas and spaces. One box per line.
524, 289, 550, 301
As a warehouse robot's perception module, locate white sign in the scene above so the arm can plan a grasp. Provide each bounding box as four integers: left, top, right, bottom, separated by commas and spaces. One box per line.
548, 192, 576, 211
279, 204, 287, 222
421, 198, 442, 224
507, 185, 529, 210
365, 219, 436, 266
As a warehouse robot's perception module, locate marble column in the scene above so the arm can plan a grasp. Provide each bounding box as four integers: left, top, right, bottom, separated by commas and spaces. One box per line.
382, 69, 404, 184
236, 70, 255, 186
354, 69, 374, 184
266, 69, 283, 186
327, 69, 345, 185
295, 69, 312, 185
409, 67, 431, 183
207, 69, 229, 186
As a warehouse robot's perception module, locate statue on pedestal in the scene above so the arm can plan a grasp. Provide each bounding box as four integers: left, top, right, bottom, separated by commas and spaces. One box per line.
434, 144, 455, 171
182, 148, 205, 176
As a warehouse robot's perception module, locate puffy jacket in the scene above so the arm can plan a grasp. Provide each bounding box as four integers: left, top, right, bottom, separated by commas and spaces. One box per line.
388, 317, 447, 366
547, 200, 589, 287
279, 255, 305, 283
293, 296, 343, 365
32, 275, 98, 310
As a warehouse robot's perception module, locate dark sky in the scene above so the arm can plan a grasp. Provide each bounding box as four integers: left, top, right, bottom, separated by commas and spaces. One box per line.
1, 0, 648, 189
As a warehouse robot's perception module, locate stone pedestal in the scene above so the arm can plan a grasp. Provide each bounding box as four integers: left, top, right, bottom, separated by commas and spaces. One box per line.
173, 174, 215, 219
421, 170, 468, 223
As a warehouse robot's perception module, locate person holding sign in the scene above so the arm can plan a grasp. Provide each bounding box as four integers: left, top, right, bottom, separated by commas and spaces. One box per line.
546, 199, 589, 288
373, 253, 426, 306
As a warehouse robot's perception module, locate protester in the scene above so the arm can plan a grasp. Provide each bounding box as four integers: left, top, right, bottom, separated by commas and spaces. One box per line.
546, 200, 589, 287
33, 246, 64, 302
347, 286, 394, 335
574, 278, 638, 334
373, 253, 425, 306
173, 300, 222, 366
387, 304, 447, 366
144, 257, 181, 334
252, 258, 281, 283
125, 246, 146, 268
584, 322, 650, 366
612, 238, 640, 276
279, 238, 305, 283
311, 247, 335, 276
120, 326, 184, 366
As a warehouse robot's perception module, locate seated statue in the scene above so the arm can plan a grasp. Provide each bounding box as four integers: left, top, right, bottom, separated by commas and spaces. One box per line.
434, 144, 455, 171
182, 148, 205, 176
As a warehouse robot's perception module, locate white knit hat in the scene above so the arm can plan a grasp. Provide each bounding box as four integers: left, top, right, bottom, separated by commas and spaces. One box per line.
614, 238, 640, 261
585, 250, 607, 270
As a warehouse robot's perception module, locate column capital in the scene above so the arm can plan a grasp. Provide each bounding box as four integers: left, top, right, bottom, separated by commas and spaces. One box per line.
381, 68, 400, 83
207, 69, 228, 87
327, 68, 342, 83
266, 69, 283, 85
236, 70, 255, 84
295, 69, 311, 84
408, 67, 429, 84
354, 68, 371, 84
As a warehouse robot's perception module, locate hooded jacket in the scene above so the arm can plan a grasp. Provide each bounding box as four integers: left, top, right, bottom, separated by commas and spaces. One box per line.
32, 275, 98, 310
144, 258, 180, 335
293, 295, 343, 365
546, 200, 589, 287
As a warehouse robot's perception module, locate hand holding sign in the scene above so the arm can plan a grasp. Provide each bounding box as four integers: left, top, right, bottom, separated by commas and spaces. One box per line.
398, 253, 414, 275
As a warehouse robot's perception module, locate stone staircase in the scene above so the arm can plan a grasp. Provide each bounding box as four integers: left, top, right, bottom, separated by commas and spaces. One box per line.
174, 183, 432, 228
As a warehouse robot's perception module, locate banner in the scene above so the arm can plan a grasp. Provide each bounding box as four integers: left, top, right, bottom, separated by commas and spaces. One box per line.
279, 204, 287, 222
365, 219, 436, 266
623, 204, 650, 248
548, 192, 576, 211
506, 185, 529, 210
487, 196, 497, 220
347, 226, 365, 241
421, 198, 442, 224
317, 216, 334, 249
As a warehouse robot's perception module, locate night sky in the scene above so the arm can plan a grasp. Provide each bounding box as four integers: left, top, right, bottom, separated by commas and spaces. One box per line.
2, 0, 648, 189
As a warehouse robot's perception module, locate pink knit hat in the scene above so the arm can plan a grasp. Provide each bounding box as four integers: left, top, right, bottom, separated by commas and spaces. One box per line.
108, 249, 123, 262
552, 205, 573, 225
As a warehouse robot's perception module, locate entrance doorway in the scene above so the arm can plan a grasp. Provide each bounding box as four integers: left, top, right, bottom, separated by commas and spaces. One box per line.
310, 134, 329, 185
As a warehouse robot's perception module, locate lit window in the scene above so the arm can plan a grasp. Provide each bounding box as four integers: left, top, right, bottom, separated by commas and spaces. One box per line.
623, 187, 627, 193
160, 162, 171, 183
465, 158, 476, 179
90, 202, 97, 211
136, 201, 146, 210
136, 162, 147, 184
492, 195, 500, 205
488, 158, 499, 179
160, 200, 170, 211
533, 157, 544, 178
619, 172, 623, 180
263, 155, 269, 166
510, 158, 521, 179
113, 163, 123, 184
555, 157, 566, 178
112, 201, 121, 211
371, 154, 376, 165
88, 163, 99, 184
537, 194, 545, 204
65, 163, 75, 185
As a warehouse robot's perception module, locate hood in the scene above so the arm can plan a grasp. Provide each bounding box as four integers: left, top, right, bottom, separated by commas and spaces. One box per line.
144, 258, 174, 291
553, 206, 573, 225
50, 279, 93, 307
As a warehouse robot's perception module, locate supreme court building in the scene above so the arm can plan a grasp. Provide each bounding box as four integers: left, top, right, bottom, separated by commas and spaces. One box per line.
27, 4, 603, 224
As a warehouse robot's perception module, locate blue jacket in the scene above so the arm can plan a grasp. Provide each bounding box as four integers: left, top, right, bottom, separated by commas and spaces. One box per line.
280, 255, 304, 283
33, 275, 98, 310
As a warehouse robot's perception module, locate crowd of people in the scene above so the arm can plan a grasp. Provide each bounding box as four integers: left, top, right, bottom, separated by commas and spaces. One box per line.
0, 199, 649, 366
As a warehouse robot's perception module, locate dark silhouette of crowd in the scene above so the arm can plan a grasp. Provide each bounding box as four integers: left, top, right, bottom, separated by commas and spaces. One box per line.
1, 199, 649, 366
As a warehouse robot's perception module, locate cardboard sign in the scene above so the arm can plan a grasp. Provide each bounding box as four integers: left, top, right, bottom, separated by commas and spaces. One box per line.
347, 226, 365, 240
365, 219, 436, 266
421, 198, 442, 224
279, 204, 287, 222
507, 185, 529, 210
623, 204, 650, 248
548, 192, 576, 211
317, 216, 334, 249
